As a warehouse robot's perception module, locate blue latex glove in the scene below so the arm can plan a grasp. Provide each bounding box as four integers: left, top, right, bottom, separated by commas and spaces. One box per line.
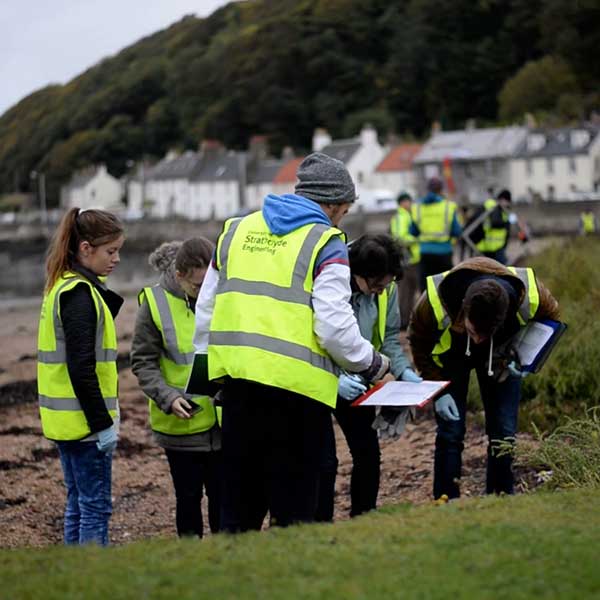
96, 424, 118, 454
401, 368, 423, 383
338, 373, 367, 401
434, 394, 460, 421
507, 361, 529, 379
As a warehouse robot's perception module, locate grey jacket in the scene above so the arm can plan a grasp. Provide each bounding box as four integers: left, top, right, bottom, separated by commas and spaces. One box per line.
130, 273, 221, 452
351, 282, 411, 377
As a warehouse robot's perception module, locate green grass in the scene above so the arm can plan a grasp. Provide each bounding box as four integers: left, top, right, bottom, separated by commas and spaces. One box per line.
2, 489, 599, 599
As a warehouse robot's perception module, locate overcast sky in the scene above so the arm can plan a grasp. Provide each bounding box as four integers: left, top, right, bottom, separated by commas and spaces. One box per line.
0, 0, 233, 116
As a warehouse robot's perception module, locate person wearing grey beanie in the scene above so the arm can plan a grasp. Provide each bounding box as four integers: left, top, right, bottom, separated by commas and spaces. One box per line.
192, 150, 391, 533
295, 152, 357, 206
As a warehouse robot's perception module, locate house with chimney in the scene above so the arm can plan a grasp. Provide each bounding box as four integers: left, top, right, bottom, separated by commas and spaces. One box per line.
413, 126, 527, 203
61, 164, 122, 210
509, 126, 600, 202
372, 143, 422, 199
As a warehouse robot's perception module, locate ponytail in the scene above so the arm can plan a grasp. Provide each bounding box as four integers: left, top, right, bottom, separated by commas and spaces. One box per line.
45, 208, 124, 292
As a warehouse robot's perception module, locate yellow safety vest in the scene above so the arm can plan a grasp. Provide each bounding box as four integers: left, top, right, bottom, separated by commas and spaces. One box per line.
411, 198, 458, 244
581, 213, 596, 234
390, 206, 420, 264
371, 287, 390, 351
208, 211, 343, 407
139, 286, 219, 435
426, 267, 540, 368
37, 272, 118, 441
476, 199, 509, 253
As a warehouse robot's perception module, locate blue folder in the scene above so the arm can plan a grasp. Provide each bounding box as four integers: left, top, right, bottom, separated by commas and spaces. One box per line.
515, 319, 567, 374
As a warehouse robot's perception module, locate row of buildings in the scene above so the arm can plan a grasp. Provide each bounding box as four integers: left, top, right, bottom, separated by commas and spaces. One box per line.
61, 123, 600, 220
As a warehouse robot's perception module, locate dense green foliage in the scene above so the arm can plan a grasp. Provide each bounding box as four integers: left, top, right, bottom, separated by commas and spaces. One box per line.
1, 0, 598, 204
1, 489, 598, 599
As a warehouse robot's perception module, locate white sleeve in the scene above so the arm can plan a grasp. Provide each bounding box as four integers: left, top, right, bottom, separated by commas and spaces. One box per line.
193, 263, 219, 352
312, 263, 374, 372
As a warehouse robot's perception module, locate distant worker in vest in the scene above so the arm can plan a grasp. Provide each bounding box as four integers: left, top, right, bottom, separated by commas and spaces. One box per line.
315, 234, 422, 522
37, 208, 125, 546
131, 239, 221, 539
410, 176, 462, 291
408, 257, 559, 500
468, 189, 514, 264
193, 152, 391, 532
390, 191, 420, 330
579, 209, 596, 236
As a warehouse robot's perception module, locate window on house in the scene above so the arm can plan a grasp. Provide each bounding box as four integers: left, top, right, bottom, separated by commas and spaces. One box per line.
546, 158, 554, 175
547, 185, 555, 201
569, 157, 577, 174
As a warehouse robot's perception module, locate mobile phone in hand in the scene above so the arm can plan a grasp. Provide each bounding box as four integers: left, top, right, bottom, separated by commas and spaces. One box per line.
187, 401, 204, 417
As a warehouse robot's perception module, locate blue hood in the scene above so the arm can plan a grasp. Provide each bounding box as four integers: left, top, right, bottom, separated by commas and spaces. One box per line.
262, 193, 332, 235
421, 192, 444, 204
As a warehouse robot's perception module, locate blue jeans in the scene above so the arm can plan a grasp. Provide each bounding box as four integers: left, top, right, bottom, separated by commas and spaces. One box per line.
434, 366, 521, 499
57, 441, 113, 546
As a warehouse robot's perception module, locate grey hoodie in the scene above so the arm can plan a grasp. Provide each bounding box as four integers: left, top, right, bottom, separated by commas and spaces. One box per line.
130, 247, 221, 452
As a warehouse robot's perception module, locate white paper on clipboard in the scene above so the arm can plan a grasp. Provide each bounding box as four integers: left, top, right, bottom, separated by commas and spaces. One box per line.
352, 380, 450, 408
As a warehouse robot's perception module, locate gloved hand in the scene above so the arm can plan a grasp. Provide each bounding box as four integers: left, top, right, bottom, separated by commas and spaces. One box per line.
338, 373, 367, 401
507, 361, 529, 379
400, 368, 423, 383
372, 406, 414, 440
96, 424, 118, 454
434, 394, 460, 422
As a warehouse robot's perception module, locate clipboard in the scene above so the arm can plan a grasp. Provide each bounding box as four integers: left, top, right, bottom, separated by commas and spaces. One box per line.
185, 353, 223, 397
351, 380, 451, 408
514, 319, 567, 374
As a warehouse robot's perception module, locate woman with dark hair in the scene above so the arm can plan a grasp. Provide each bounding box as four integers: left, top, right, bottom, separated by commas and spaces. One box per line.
316, 234, 422, 520
131, 238, 221, 538
37, 208, 125, 545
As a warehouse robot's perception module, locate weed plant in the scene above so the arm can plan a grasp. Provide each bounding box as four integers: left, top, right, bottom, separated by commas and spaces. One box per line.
510, 408, 600, 489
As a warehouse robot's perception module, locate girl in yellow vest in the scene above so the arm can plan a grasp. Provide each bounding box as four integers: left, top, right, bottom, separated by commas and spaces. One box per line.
37, 208, 124, 546
131, 238, 221, 538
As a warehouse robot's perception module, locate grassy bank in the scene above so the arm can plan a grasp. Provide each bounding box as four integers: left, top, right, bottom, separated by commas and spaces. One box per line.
2, 488, 598, 599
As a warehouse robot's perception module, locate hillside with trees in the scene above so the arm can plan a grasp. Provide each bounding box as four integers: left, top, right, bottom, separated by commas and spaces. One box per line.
0, 0, 598, 204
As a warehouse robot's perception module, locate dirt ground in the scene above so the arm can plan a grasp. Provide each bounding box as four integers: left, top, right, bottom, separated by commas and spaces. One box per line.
0, 297, 538, 549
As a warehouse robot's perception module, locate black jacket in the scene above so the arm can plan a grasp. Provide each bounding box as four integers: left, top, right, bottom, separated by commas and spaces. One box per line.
59, 264, 123, 433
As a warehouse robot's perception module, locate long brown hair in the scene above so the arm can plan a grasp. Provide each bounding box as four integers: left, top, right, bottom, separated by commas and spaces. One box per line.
45, 208, 124, 292
175, 237, 214, 275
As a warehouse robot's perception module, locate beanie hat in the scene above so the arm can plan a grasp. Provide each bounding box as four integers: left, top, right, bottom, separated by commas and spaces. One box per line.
397, 190, 412, 203
294, 152, 357, 204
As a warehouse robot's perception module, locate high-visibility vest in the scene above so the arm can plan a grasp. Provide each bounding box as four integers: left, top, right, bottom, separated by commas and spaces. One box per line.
412, 198, 458, 244
208, 211, 343, 407
426, 267, 540, 368
390, 206, 420, 264
37, 272, 118, 441
581, 213, 596, 234
372, 287, 389, 351
476, 199, 509, 253
139, 286, 219, 435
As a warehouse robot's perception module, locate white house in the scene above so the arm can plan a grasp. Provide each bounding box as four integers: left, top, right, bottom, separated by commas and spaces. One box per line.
61, 165, 122, 210
188, 146, 244, 220
372, 143, 422, 198
316, 125, 386, 212
413, 126, 528, 203
509, 126, 600, 202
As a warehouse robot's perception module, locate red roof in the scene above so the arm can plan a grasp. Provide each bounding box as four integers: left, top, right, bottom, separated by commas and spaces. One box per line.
376, 144, 422, 172
273, 157, 304, 184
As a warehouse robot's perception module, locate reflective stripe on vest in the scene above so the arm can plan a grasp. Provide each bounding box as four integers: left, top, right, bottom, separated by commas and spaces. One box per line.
372, 287, 389, 351
412, 199, 457, 243
427, 267, 539, 366
208, 211, 343, 407
390, 207, 420, 264
140, 286, 217, 435
37, 273, 118, 441
476, 199, 508, 253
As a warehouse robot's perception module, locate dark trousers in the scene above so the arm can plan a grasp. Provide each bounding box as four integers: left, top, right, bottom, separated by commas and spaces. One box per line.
315, 399, 380, 521
433, 365, 521, 499
398, 264, 419, 330
483, 249, 508, 265
165, 449, 221, 538
220, 379, 331, 533
418, 252, 454, 291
